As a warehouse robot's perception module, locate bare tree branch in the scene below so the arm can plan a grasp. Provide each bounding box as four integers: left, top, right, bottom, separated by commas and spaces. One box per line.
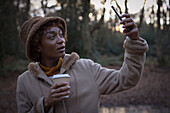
138, 0, 146, 30
125, 0, 128, 13
114, 0, 122, 14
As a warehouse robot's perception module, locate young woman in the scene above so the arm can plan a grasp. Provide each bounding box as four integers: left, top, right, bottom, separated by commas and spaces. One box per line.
17, 14, 148, 113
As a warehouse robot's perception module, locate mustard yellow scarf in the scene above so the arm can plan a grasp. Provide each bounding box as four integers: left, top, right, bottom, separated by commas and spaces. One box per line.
39, 58, 63, 76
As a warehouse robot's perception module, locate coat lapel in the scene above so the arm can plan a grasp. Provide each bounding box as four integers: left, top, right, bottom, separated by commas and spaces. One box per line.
28, 62, 53, 86
28, 52, 79, 86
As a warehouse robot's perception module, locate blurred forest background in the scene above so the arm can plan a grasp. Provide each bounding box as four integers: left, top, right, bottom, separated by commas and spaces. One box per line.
0, 0, 170, 74
0, 0, 170, 113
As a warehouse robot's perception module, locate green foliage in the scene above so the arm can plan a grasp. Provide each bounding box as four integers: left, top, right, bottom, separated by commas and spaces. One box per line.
145, 56, 158, 66
96, 54, 124, 66
94, 27, 125, 56
139, 23, 157, 56
140, 23, 170, 66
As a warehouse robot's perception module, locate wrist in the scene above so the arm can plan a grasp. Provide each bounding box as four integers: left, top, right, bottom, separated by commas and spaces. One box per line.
129, 36, 139, 40
44, 97, 50, 112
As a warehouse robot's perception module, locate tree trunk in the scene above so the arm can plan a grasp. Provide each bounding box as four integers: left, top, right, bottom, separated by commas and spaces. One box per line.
81, 0, 92, 57
90, 8, 105, 35
156, 0, 163, 66
169, 0, 170, 25
138, 0, 146, 30
41, 0, 48, 15
0, 0, 20, 75
163, 9, 167, 29
138, 7, 144, 30
16, 0, 30, 57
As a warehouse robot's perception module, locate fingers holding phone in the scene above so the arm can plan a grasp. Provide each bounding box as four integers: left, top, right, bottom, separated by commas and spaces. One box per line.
120, 14, 139, 40
111, 6, 139, 40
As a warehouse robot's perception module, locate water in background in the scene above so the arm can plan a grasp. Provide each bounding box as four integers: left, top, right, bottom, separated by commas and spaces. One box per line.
99, 105, 170, 113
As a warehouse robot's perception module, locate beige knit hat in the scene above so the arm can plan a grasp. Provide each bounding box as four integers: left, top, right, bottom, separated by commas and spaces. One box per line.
20, 16, 67, 61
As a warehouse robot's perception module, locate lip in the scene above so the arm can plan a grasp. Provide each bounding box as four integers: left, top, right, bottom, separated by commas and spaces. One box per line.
57, 45, 65, 52
58, 48, 65, 52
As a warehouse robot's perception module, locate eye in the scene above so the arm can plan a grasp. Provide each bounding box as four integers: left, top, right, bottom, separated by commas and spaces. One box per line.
49, 35, 55, 39
58, 30, 63, 38
59, 33, 63, 38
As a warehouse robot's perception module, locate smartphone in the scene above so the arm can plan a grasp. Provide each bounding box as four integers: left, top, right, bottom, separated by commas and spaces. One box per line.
111, 6, 132, 32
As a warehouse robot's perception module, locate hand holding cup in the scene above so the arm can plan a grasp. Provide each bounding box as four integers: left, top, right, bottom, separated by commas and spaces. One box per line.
44, 74, 70, 111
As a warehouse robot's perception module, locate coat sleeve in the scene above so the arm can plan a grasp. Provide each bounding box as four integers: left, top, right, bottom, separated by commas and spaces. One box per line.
89, 37, 148, 95
16, 75, 47, 113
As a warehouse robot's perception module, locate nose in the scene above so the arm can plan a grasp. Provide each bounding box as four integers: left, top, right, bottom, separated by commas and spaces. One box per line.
57, 36, 65, 44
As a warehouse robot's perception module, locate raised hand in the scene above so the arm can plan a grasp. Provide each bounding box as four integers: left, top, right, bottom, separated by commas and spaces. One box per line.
120, 14, 139, 40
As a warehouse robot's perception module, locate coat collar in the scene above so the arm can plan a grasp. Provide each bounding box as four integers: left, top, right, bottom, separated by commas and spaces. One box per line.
28, 52, 79, 85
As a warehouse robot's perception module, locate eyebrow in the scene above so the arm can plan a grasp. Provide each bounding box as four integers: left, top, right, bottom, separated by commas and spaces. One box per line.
45, 31, 55, 36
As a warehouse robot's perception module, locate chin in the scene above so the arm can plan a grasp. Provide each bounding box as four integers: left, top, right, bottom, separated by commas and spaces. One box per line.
58, 52, 65, 58
61, 53, 65, 58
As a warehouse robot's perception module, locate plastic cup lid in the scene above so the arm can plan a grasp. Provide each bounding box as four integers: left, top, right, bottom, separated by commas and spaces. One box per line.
52, 74, 70, 79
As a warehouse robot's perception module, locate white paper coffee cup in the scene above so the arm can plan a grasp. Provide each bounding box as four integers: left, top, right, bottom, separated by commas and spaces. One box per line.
52, 74, 70, 98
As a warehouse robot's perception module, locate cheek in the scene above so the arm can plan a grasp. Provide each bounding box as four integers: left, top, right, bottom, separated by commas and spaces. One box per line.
40, 41, 56, 53
45, 44, 56, 51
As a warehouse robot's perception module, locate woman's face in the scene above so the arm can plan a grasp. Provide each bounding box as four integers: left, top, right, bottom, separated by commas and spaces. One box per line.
39, 26, 65, 61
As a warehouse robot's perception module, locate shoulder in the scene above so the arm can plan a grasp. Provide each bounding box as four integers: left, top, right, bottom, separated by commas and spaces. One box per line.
18, 70, 31, 80
17, 70, 31, 89
17, 65, 38, 85
73, 58, 97, 69
63, 52, 100, 69
18, 70, 32, 83
76, 58, 93, 64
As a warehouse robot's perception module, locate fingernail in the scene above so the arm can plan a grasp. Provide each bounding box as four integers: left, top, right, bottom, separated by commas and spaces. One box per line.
122, 25, 125, 28
67, 86, 71, 88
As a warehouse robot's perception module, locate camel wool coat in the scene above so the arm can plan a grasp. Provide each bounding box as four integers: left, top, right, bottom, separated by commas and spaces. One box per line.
16, 37, 148, 113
